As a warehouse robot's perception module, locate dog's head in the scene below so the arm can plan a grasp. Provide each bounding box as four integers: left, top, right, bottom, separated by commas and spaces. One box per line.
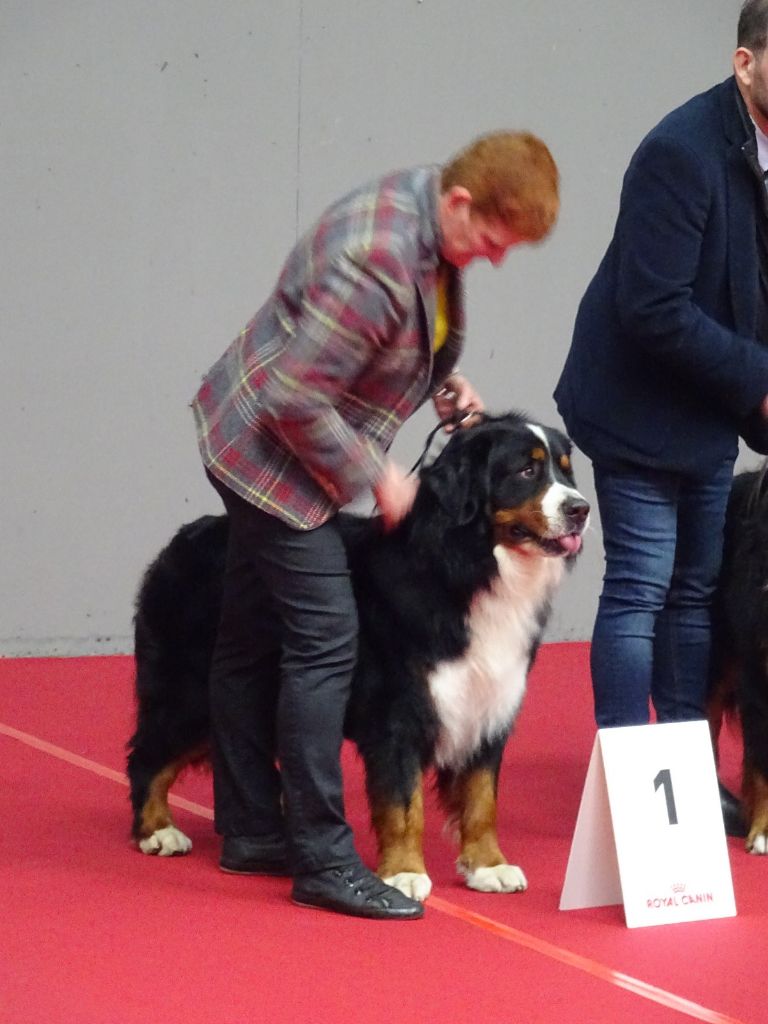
415, 412, 589, 558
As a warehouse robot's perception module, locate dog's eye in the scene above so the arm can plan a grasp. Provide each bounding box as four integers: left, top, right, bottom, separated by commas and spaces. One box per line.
519, 463, 537, 479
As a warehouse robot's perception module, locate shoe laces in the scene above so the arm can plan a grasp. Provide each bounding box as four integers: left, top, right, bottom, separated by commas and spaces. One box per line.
332, 865, 393, 904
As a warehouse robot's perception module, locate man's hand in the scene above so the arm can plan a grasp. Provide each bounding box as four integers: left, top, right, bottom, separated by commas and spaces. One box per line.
433, 373, 485, 432
373, 461, 419, 531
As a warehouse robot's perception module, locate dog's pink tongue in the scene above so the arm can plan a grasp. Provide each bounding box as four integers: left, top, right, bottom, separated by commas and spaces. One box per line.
560, 534, 582, 554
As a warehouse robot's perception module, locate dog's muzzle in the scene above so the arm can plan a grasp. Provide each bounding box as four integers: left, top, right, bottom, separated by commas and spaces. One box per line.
494, 495, 590, 556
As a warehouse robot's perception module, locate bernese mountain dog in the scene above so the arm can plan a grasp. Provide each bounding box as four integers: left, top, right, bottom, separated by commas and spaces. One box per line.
127, 412, 589, 899
711, 463, 768, 855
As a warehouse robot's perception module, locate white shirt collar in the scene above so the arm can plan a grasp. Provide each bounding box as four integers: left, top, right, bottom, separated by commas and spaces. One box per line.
753, 118, 768, 173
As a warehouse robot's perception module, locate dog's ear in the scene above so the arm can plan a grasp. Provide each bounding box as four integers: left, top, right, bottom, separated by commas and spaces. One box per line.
421, 459, 477, 525
417, 434, 491, 527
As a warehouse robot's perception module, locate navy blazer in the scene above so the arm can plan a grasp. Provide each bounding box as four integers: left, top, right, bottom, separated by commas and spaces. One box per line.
555, 77, 768, 475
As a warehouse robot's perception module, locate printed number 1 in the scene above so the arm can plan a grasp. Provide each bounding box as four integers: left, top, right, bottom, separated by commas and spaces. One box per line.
654, 768, 678, 825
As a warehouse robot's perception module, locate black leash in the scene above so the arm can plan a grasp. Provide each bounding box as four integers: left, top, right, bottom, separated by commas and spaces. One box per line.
408, 419, 450, 476
407, 408, 478, 476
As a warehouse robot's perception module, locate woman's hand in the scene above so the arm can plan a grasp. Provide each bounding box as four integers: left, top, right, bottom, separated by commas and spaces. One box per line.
373, 461, 419, 530
433, 373, 485, 431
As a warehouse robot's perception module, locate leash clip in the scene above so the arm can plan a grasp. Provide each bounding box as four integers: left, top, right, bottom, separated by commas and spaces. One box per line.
435, 387, 474, 427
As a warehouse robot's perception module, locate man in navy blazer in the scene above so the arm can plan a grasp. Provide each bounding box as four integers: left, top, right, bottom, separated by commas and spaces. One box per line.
554, 0, 768, 832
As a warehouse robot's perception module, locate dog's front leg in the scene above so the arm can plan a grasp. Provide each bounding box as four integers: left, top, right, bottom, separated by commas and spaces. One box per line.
368, 774, 432, 901
440, 765, 527, 893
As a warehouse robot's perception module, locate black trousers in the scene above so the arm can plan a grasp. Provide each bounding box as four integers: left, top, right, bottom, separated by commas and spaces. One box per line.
207, 472, 360, 874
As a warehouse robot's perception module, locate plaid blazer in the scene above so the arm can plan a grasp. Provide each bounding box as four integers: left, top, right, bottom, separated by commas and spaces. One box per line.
192, 165, 464, 529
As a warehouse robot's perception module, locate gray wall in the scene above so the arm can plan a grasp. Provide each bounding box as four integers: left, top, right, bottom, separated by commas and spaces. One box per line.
1, 1, 747, 655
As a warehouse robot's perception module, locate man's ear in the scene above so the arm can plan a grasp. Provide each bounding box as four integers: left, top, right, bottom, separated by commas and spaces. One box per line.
734, 47, 755, 87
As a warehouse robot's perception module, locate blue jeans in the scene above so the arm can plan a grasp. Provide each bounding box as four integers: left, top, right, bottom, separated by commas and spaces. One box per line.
590, 458, 734, 728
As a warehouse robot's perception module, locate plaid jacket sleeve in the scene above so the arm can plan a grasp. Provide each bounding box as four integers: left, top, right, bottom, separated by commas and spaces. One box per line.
253, 245, 415, 504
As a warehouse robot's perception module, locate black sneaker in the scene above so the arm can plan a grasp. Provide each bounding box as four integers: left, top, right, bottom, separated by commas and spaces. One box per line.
219, 835, 290, 876
292, 863, 424, 919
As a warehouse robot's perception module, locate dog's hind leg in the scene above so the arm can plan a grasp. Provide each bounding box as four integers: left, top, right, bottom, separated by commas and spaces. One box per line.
438, 761, 527, 894
725, 650, 768, 853
128, 745, 206, 856
367, 771, 432, 902
707, 656, 739, 768
741, 683, 768, 854
743, 764, 768, 854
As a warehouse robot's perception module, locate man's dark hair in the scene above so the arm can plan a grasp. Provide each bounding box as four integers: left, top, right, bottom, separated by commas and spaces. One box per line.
739, 0, 768, 53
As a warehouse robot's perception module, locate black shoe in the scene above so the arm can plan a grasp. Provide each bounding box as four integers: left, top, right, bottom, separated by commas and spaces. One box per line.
718, 782, 748, 839
292, 863, 424, 920
220, 835, 290, 876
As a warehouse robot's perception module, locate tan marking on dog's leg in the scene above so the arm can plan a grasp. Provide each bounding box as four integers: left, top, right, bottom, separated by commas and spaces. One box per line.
370, 778, 427, 879
744, 766, 768, 853
137, 745, 208, 838
138, 762, 184, 837
707, 657, 739, 767
447, 768, 527, 892
452, 768, 506, 873
707, 694, 724, 765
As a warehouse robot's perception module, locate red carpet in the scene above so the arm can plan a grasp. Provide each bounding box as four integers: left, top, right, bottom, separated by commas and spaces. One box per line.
0, 646, 762, 1024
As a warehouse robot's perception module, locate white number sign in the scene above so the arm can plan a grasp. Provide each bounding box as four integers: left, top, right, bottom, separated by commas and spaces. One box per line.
560, 720, 736, 928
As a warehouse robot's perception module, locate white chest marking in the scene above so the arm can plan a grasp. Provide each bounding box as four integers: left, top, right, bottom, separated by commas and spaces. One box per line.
428, 546, 564, 770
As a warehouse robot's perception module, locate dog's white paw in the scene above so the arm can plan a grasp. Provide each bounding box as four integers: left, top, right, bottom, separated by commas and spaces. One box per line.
382, 872, 432, 902
462, 863, 528, 893
138, 826, 192, 857
747, 831, 768, 855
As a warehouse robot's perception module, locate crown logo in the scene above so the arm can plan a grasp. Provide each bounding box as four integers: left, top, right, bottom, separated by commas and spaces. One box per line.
671, 882, 686, 894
